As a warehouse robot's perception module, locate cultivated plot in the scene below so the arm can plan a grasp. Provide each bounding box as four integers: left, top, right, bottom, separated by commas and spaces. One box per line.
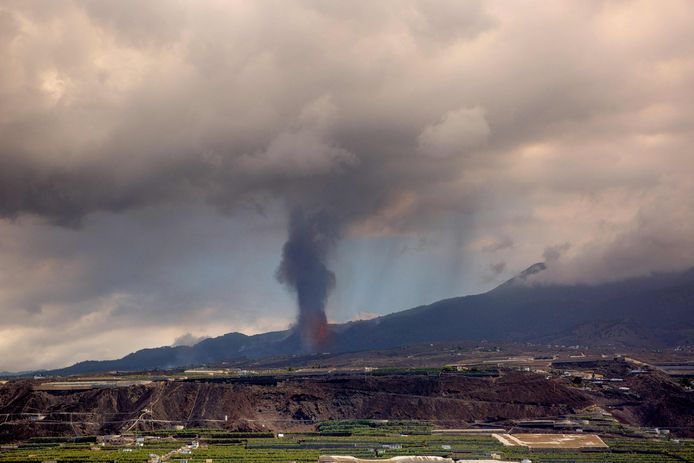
493, 433, 608, 449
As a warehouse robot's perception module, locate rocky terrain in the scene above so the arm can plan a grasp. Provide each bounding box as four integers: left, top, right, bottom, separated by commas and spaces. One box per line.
2, 360, 694, 442
0, 372, 586, 441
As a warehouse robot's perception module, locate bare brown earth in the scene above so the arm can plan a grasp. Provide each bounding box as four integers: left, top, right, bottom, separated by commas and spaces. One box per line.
2, 358, 694, 442
0, 372, 588, 441
500, 433, 608, 449
600, 363, 694, 432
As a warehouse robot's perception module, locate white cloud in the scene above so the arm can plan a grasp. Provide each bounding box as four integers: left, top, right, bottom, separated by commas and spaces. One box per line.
418, 107, 490, 158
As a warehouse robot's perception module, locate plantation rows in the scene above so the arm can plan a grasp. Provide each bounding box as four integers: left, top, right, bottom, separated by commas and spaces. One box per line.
1, 423, 694, 462
317, 420, 433, 435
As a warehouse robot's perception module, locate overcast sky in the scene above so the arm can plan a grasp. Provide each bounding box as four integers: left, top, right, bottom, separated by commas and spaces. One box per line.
1, 0, 694, 371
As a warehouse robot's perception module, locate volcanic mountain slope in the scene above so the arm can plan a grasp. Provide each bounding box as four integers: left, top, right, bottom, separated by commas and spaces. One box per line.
331, 264, 694, 352
41, 264, 694, 376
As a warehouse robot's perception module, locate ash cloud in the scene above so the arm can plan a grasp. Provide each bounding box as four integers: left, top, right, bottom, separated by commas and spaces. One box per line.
276, 208, 338, 346
172, 332, 210, 347
543, 243, 571, 264
0, 1, 694, 368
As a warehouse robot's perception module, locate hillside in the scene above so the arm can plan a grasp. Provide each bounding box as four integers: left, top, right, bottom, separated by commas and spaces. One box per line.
35, 264, 694, 376
0, 372, 593, 441
4, 358, 694, 440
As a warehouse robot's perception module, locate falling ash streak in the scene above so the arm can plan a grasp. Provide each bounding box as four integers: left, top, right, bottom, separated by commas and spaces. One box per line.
276, 208, 338, 348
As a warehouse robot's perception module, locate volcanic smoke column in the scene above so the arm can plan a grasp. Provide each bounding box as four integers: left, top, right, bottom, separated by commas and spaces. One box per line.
276, 208, 338, 347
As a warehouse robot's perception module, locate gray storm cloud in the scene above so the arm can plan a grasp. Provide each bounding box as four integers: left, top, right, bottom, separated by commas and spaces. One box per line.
1, 0, 694, 368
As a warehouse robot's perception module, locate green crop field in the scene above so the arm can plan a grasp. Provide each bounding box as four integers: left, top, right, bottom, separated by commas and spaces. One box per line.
1, 421, 693, 462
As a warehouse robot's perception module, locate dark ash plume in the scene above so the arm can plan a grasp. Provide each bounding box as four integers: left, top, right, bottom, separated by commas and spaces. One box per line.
276, 208, 338, 347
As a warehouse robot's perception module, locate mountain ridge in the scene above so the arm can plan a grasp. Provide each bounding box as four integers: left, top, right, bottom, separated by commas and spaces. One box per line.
27, 263, 694, 376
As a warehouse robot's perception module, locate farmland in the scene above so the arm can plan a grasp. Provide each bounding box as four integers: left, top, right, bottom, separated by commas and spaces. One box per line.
493, 433, 608, 449
3, 352, 694, 461
1, 421, 693, 463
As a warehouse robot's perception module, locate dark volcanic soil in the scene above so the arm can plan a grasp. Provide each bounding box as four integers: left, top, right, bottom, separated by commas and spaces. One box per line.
0, 372, 589, 441
590, 361, 694, 432
2, 365, 693, 442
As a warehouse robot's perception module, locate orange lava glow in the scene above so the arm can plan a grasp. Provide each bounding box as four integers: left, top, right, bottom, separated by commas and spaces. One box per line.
301, 315, 331, 348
